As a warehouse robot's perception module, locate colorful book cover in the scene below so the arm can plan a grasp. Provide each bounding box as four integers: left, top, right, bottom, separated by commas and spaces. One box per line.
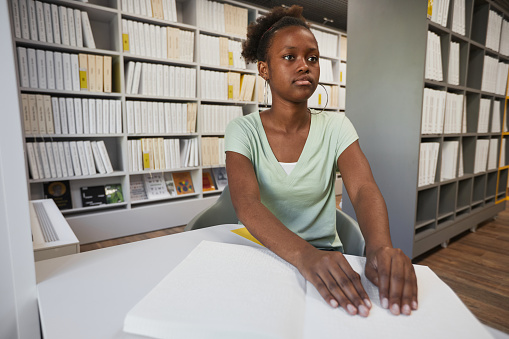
80, 185, 107, 207
172, 171, 195, 195
202, 170, 216, 192
105, 184, 124, 204
43, 181, 72, 210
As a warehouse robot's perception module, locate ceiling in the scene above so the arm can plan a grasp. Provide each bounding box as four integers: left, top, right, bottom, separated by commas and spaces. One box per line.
240, 0, 348, 32
239, 0, 509, 33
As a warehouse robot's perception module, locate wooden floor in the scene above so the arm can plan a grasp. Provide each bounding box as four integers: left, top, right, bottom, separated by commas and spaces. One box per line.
81, 195, 509, 333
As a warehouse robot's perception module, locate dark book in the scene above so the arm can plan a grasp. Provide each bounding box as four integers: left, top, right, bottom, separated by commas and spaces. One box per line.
81, 185, 107, 207
212, 167, 228, 190
105, 184, 124, 204
164, 173, 177, 196
43, 181, 72, 210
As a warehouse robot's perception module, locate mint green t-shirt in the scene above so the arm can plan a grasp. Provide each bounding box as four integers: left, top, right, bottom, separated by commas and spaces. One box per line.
225, 111, 359, 250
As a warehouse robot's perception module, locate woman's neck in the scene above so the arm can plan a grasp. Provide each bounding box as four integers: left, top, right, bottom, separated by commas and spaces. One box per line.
263, 99, 310, 133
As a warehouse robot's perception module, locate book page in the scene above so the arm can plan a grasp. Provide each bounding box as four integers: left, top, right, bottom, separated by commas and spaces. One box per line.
124, 241, 307, 339
303, 255, 492, 339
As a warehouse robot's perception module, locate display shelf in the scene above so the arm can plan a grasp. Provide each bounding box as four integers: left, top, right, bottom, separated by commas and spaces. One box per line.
20, 88, 122, 97
14, 38, 120, 55
61, 202, 129, 215
203, 189, 224, 196
125, 95, 198, 101
43, 0, 119, 11
25, 134, 123, 138
129, 167, 200, 176
199, 65, 256, 73
123, 54, 198, 67
345, 0, 508, 258
127, 133, 198, 137
28, 171, 127, 183
130, 192, 200, 206
119, 12, 196, 30
8, 0, 347, 242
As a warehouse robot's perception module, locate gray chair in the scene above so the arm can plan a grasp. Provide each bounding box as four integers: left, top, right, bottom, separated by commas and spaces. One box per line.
185, 186, 365, 256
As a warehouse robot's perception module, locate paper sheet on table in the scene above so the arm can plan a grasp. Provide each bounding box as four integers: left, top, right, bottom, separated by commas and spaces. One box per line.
124, 241, 306, 339
124, 241, 493, 339
304, 255, 493, 339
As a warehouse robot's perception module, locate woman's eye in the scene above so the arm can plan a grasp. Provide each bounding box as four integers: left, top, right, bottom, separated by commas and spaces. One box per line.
283, 55, 294, 60
308, 56, 319, 62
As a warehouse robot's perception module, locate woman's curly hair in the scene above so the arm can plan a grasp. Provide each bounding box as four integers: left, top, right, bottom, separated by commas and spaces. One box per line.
242, 5, 311, 63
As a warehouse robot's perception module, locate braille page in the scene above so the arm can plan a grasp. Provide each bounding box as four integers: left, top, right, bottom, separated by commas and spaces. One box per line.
303, 255, 493, 339
124, 241, 307, 339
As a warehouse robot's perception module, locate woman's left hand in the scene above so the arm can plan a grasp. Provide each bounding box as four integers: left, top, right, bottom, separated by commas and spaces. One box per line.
364, 246, 418, 315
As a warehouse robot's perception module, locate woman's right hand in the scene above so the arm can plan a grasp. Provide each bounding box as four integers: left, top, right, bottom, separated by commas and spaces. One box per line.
296, 247, 372, 317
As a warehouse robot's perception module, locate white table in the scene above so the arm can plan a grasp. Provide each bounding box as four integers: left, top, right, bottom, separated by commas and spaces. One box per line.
36, 224, 505, 339
36, 224, 254, 339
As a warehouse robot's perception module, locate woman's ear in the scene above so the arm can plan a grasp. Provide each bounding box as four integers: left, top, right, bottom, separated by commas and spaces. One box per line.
258, 60, 269, 81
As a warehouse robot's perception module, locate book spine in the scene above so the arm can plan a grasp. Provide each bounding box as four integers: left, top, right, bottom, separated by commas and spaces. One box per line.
17, 47, 29, 88
35, 1, 46, 42
74, 9, 83, 48
91, 141, 106, 174
63, 141, 74, 176
97, 140, 114, 173
35, 49, 47, 89
45, 142, 57, 178
26, 143, 39, 179
51, 97, 61, 134
45, 51, 55, 90
67, 7, 77, 47
43, 3, 53, 43
27, 0, 38, 40
51, 142, 63, 177
19, 0, 30, 40
58, 97, 68, 134
81, 11, 96, 48
43, 95, 54, 134
51, 4, 61, 44
69, 141, 82, 176
59, 6, 69, 45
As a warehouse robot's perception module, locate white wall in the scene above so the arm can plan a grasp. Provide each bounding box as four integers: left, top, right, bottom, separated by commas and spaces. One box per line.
0, 1, 41, 337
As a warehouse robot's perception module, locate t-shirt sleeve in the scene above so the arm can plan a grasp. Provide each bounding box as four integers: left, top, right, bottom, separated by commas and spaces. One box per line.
335, 115, 359, 163
224, 117, 253, 161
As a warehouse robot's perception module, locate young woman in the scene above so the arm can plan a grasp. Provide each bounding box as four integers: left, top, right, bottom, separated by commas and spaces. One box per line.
225, 6, 417, 317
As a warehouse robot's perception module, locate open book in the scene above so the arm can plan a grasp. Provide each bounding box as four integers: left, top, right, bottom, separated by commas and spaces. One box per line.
124, 241, 492, 339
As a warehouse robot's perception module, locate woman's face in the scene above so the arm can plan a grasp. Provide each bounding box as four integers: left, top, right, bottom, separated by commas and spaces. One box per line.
262, 25, 320, 104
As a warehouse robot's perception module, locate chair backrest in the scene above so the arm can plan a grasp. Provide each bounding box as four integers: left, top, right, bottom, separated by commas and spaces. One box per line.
184, 186, 237, 231
185, 185, 365, 256
336, 209, 365, 256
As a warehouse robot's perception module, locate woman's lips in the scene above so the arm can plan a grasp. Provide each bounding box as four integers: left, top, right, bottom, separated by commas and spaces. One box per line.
293, 76, 312, 85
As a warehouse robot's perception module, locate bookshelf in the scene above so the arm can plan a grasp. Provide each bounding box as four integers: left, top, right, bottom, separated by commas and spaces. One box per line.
8, 0, 347, 244
344, 0, 509, 258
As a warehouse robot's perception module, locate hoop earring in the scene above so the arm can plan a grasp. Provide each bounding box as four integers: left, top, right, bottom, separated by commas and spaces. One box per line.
264, 79, 269, 106
310, 83, 329, 115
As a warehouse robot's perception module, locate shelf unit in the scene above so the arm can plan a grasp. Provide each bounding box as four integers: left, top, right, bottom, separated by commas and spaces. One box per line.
344, 0, 508, 258
8, 0, 346, 244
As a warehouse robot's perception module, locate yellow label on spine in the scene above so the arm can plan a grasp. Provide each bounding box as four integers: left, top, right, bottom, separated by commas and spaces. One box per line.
79, 71, 88, 89
123, 33, 130, 51
318, 94, 322, 105
228, 85, 233, 99
340, 72, 343, 82
427, 0, 433, 19
143, 153, 151, 169
228, 52, 234, 66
